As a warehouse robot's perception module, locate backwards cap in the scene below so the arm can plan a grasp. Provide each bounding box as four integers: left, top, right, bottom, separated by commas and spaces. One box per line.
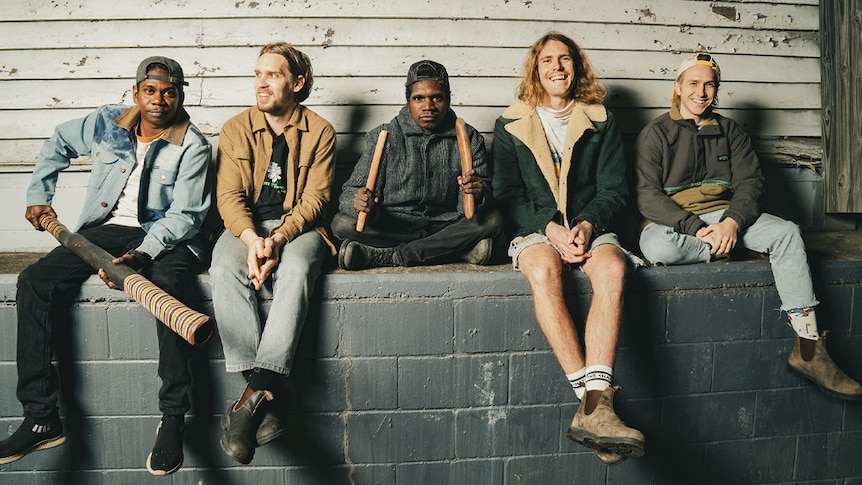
136, 56, 188, 90
405, 60, 449, 88
677, 53, 721, 81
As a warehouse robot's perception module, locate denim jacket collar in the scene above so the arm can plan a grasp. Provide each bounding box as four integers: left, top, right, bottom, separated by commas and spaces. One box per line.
113, 105, 191, 145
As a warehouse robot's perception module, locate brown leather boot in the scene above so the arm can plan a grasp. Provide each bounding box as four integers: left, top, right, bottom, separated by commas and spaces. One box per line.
220, 388, 274, 464
787, 334, 862, 400
567, 386, 645, 458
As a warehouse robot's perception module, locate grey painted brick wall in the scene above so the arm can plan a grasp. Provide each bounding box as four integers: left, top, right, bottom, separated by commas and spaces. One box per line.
2, 260, 862, 484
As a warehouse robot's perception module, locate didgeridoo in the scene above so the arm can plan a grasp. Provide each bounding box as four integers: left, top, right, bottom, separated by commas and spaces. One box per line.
356, 129, 388, 232
455, 118, 475, 220
39, 214, 213, 346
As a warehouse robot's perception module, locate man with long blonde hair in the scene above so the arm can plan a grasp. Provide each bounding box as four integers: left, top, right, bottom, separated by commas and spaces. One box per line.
492, 32, 645, 465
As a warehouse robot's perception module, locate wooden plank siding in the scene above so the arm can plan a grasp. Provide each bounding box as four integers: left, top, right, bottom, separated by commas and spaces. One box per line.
820, 0, 862, 212
0, 0, 821, 249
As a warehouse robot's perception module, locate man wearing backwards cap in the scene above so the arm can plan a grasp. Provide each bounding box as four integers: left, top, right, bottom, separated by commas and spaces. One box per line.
0, 56, 212, 475
332, 59, 501, 269
635, 53, 862, 400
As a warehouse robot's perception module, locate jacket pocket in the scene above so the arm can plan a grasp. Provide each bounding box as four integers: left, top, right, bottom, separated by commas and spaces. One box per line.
147, 168, 177, 210
88, 149, 121, 190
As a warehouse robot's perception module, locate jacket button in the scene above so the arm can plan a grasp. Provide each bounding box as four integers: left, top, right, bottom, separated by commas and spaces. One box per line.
120, 167, 126, 173
100, 201, 108, 207
160, 175, 166, 181
95, 152, 101, 157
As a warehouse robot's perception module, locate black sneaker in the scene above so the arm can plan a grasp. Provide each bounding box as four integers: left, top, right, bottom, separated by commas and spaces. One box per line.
338, 240, 398, 270
0, 415, 66, 465
146, 415, 184, 476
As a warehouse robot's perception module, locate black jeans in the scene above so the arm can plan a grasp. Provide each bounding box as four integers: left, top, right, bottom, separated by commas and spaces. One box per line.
332, 209, 502, 266
16, 224, 196, 418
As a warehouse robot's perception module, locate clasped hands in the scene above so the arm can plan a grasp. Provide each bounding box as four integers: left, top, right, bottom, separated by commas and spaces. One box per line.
241, 228, 287, 290
545, 220, 593, 264
695, 217, 739, 256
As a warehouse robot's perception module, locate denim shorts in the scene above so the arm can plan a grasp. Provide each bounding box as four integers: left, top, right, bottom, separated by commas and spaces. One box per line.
507, 231, 641, 271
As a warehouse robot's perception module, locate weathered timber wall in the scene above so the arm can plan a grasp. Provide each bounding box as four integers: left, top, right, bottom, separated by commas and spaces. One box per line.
0, 0, 824, 249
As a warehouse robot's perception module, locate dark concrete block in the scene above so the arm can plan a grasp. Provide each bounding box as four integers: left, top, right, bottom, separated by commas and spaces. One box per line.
74, 362, 161, 416
292, 356, 398, 412
339, 300, 454, 356
454, 296, 546, 353
661, 392, 756, 443
508, 352, 573, 405
505, 453, 607, 484
666, 289, 763, 343
794, 431, 862, 480
712, 340, 795, 391
66, 303, 111, 360
173, 468, 287, 484
398, 354, 507, 409
455, 405, 559, 457
397, 459, 503, 485
754, 388, 844, 437
0, 304, 16, 361
345, 410, 454, 463
703, 437, 795, 484
619, 288, 668, 347
0, 365, 23, 416
628, 343, 715, 397
2, 470, 157, 485
816, 285, 853, 336
105, 303, 158, 359
293, 300, 341, 361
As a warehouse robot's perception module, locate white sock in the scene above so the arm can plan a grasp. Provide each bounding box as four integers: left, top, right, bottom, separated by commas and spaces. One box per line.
566, 368, 586, 400
787, 307, 820, 340
585, 365, 613, 392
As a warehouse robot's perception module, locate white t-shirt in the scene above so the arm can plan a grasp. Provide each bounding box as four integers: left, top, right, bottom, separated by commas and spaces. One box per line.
104, 137, 153, 227
536, 101, 575, 178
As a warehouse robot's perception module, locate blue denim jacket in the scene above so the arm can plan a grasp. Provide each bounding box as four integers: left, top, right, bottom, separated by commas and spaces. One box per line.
27, 104, 212, 259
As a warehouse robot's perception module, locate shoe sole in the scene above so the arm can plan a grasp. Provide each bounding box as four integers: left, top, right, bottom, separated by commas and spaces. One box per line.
787, 364, 862, 401
146, 452, 183, 476
0, 433, 66, 465
567, 428, 645, 458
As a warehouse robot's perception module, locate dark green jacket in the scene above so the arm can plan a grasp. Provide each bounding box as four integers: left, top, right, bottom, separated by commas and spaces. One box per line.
491, 101, 627, 238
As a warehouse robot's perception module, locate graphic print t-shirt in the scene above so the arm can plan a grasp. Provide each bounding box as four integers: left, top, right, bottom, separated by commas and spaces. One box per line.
253, 133, 289, 222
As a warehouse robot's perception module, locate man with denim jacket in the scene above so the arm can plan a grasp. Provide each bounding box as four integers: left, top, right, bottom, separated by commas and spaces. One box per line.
0, 57, 211, 476
635, 52, 862, 401
332, 60, 502, 269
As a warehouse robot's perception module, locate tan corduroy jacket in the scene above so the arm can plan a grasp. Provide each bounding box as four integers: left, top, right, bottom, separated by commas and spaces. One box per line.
216, 105, 337, 254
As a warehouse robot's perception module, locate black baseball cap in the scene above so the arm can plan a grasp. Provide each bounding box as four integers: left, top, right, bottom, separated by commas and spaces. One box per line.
405, 60, 449, 88
136, 56, 188, 89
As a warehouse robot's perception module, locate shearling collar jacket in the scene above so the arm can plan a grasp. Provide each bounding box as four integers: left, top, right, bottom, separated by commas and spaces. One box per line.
491, 101, 628, 238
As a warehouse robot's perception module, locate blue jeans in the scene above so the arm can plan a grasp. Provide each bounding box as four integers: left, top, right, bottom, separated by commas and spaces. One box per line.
639, 209, 818, 310
209, 223, 326, 375
16, 224, 196, 418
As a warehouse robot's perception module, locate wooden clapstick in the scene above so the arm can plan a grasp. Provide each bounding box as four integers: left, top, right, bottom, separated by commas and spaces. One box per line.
39, 214, 213, 346
455, 118, 476, 220
356, 129, 388, 232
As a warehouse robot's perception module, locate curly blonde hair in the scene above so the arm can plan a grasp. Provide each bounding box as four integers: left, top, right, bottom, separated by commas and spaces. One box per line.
516, 32, 606, 106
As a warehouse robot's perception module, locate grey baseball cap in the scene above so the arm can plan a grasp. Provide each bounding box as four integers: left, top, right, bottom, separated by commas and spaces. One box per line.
136, 56, 188, 89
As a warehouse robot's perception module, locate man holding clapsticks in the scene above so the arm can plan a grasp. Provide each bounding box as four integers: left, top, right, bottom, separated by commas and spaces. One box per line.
332, 60, 501, 269
0, 56, 212, 475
